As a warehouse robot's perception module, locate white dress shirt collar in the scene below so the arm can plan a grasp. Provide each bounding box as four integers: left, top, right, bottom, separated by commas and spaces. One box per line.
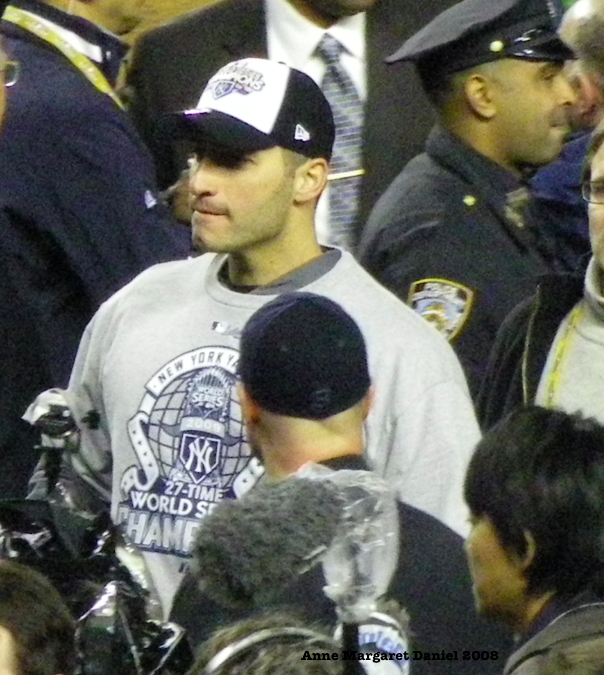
265, 0, 365, 80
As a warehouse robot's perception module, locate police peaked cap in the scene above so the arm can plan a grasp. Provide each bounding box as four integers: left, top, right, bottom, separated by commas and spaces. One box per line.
387, 0, 574, 76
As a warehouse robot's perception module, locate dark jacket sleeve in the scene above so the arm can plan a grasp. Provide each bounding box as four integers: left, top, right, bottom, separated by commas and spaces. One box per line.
477, 296, 535, 431
45, 103, 189, 303
0, 84, 189, 384
0, 231, 50, 498
359, 163, 509, 400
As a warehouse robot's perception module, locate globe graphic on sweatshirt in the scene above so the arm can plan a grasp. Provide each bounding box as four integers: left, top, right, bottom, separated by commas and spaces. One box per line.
145, 365, 248, 489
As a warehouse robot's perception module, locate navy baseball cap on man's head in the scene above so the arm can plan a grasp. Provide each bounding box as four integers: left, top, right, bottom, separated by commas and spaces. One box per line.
239, 293, 370, 421
388, 0, 574, 76
160, 58, 335, 161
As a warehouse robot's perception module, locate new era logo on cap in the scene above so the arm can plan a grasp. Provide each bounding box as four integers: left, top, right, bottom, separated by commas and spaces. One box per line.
295, 124, 311, 142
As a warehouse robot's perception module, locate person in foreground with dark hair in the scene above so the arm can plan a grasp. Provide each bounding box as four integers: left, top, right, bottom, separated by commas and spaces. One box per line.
191, 612, 342, 675
0, 560, 76, 675
171, 292, 511, 675
464, 406, 604, 675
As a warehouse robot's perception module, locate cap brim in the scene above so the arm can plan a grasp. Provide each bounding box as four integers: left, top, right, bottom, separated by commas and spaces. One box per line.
157, 109, 277, 153
386, 44, 413, 64
507, 34, 575, 62
386, 30, 575, 66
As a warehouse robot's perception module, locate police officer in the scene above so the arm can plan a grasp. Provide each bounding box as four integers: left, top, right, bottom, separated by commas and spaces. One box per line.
358, 0, 576, 399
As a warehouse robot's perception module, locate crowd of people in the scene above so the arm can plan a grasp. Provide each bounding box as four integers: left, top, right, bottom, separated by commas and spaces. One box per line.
3, 0, 604, 672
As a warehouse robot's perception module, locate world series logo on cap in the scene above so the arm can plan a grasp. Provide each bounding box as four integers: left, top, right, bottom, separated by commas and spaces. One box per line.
209, 62, 266, 99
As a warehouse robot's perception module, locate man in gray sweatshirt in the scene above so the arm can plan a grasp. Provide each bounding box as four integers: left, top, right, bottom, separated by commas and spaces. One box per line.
30, 58, 479, 615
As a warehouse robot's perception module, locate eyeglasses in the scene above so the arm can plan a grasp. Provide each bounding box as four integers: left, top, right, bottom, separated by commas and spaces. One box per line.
581, 181, 604, 205
0, 58, 19, 87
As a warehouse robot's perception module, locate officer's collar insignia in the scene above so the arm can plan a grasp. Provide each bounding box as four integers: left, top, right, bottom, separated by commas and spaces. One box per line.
505, 186, 531, 230
546, 0, 561, 22
408, 279, 474, 341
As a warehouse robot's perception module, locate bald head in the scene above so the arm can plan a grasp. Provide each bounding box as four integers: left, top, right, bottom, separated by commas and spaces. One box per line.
561, 0, 604, 76
559, 0, 604, 128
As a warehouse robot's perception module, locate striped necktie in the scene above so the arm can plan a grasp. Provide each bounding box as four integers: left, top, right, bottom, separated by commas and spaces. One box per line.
316, 34, 364, 251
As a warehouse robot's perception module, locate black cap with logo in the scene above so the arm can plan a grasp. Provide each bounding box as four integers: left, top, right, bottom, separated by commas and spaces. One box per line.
239, 293, 370, 421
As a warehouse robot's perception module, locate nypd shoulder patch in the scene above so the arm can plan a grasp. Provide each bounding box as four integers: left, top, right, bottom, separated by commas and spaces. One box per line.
408, 278, 474, 341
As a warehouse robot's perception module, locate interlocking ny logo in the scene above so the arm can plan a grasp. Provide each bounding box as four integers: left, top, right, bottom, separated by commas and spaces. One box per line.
180, 434, 220, 482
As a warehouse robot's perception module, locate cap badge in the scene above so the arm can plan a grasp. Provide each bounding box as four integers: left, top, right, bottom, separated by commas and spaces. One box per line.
209, 62, 266, 99
489, 40, 505, 53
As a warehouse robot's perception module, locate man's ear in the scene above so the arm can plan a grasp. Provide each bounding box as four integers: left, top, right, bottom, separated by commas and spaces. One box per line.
237, 383, 261, 426
463, 73, 498, 120
361, 386, 375, 421
516, 530, 537, 572
293, 157, 329, 205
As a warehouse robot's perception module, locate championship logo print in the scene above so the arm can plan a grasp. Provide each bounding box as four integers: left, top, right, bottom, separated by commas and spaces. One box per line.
209, 62, 265, 99
116, 346, 264, 559
408, 279, 474, 341
179, 368, 231, 484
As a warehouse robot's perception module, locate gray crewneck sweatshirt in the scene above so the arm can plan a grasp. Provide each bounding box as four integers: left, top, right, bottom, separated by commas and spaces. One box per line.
51, 250, 478, 613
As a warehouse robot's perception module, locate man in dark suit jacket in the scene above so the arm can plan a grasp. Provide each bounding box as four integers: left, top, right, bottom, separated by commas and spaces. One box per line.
127, 0, 455, 243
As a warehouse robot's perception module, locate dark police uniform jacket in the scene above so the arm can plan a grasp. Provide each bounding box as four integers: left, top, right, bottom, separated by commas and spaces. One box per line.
170, 455, 512, 674
126, 0, 456, 240
358, 125, 570, 400
0, 0, 189, 388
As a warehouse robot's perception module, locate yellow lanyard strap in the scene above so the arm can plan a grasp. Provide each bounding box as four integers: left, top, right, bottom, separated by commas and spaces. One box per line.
544, 302, 584, 408
3, 6, 125, 110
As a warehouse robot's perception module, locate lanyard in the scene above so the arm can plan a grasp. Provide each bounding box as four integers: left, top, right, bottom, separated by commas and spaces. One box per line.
544, 302, 584, 408
3, 5, 125, 110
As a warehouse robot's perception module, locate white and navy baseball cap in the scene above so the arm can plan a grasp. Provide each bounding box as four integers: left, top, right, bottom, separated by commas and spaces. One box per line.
160, 58, 335, 161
